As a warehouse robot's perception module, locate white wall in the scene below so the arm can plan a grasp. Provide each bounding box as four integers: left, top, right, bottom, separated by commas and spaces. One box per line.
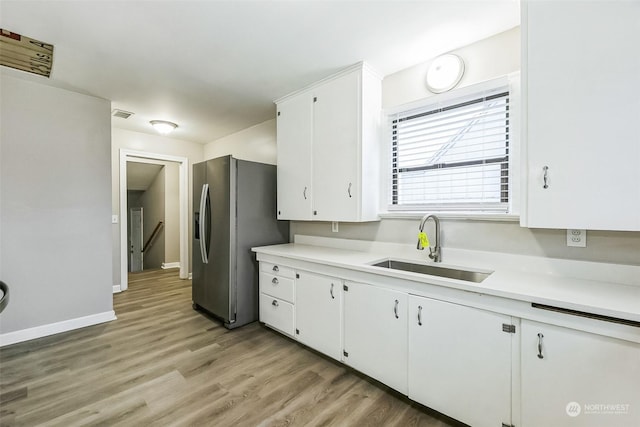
111, 128, 204, 287
164, 162, 180, 264
292, 27, 640, 266
204, 119, 276, 164
383, 27, 521, 108
0, 75, 114, 340
202, 27, 639, 266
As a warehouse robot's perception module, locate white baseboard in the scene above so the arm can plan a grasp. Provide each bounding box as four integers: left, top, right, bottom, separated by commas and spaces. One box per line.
162, 262, 180, 269
113, 285, 122, 293
0, 310, 117, 347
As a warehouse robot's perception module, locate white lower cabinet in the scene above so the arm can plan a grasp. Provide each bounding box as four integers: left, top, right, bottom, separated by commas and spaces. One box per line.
408, 296, 514, 427
257, 260, 639, 427
343, 281, 408, 394
295, 271, 342, 361
259, 293, 294, 337
259, 262, 295, 336
521, 319, 640, 427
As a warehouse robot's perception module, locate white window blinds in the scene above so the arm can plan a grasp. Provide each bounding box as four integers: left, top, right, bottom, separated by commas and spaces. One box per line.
389, 86, 510, 212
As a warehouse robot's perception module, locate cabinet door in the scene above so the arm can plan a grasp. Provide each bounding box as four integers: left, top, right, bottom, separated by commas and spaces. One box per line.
524, 1, 640, 230
295, 271, 342, 361
312, 71, 360, 221
276, 93, 313, 220
521, 320, 640, 427
343, 281, 407, 394
408, 296, 513, 427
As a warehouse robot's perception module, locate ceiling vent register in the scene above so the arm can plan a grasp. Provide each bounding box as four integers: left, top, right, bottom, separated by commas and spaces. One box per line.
0, 29, 53, 78
112, 109, 135, 119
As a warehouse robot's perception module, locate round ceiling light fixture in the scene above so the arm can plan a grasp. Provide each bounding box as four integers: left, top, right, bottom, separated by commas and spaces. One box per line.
425, 54, 465, 94
150, 120, 178, 135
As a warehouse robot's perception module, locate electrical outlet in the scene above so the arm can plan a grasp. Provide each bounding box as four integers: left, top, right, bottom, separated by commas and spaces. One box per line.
566, 229, 586, 247
332, 222, 339, 233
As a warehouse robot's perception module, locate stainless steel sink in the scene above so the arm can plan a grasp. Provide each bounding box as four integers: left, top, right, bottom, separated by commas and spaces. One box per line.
371, 259, 492, 283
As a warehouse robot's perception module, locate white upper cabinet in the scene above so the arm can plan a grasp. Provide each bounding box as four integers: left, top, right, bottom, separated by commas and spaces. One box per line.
522, 1, 640, 231
275, 62, 382, 222
276, 93, 314, 220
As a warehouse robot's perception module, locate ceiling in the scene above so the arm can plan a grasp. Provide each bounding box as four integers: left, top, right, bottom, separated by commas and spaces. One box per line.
127, 162, 163, 191
0, 1, 519, 144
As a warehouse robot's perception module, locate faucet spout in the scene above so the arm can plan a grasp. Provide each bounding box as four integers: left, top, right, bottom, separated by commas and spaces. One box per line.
417, 214, 442, 262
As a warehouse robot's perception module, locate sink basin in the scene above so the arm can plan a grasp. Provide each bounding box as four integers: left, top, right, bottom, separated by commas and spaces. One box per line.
371, 259, 492, 283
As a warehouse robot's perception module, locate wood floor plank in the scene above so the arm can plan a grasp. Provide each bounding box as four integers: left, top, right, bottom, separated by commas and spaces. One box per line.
0, 268, 461, 427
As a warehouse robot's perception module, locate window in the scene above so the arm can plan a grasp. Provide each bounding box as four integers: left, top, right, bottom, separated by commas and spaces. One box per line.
388, 81, 514, 213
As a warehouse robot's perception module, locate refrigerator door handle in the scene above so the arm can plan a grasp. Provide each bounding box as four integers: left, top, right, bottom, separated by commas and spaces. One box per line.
199, 183, 209, 264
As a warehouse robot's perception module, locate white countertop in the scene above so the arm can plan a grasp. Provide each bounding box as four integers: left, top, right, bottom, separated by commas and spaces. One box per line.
253, 236, 640, 323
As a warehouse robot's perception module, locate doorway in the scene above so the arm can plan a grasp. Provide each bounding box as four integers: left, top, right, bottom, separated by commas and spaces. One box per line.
119, 149, 189, 292
130, 207, 143, 272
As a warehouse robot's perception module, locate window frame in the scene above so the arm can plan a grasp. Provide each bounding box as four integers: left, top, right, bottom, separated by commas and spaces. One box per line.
381, 73, 521, 219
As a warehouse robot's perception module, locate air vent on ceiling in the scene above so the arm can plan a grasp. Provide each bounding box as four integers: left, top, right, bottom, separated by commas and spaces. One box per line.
112, 109, 135, 119
0, 29, 53, 78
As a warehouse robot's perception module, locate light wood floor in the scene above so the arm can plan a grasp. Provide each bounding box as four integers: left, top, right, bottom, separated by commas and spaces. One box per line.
0, 269, 461, 427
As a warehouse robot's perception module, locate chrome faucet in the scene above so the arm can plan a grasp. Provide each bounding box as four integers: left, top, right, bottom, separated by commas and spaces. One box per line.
417, 214, 441, 262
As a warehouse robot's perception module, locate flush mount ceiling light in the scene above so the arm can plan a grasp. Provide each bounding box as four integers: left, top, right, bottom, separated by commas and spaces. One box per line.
425, 54, 465, 94
150, 120, 178, 135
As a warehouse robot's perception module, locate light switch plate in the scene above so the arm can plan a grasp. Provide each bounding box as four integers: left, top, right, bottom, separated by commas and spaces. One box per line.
567, 229, 586, 247
112, 215, 119, 224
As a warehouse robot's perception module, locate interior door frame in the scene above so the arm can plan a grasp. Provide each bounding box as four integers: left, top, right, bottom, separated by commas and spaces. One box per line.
119, 149, 189, 291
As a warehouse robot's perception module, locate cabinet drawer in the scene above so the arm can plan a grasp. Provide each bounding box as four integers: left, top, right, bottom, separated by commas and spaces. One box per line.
260, 272, 294, 303
260, 294, 294, 336
260, 262, 295, 279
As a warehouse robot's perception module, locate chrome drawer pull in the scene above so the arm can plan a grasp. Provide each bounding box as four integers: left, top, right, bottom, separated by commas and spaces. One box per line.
537, 333, 544, 359
272, 277, 278, 285
394, 299, 399, 319
418, 305, 423, 326
272, 300, 279, 307
330, 283, 335, 299
272, 265, 279, 272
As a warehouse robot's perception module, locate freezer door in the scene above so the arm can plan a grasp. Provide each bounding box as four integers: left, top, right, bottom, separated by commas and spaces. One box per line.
203, 156, 233, 322
192, 161, 206, 305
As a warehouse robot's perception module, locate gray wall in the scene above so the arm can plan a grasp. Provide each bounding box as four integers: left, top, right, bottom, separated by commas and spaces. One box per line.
0, 74, 113, 334
291, 220, 640, 266
140, 167, 165, 269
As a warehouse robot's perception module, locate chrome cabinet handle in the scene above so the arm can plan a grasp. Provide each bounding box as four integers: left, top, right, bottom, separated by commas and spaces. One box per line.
537, 333, 544, 359
272, 277, 278, 285
394, 299, 399, 319
542, 166, 549, 189
303, 186, 307, 200
347, 182, 352, 198
330, 283, 335, 299
272, 265, 279, 272
272, 300, 279, 307
417, 305, 423, 326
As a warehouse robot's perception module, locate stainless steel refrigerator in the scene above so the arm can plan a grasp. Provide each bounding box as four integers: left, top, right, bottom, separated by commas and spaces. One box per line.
192, 155, 289, 329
